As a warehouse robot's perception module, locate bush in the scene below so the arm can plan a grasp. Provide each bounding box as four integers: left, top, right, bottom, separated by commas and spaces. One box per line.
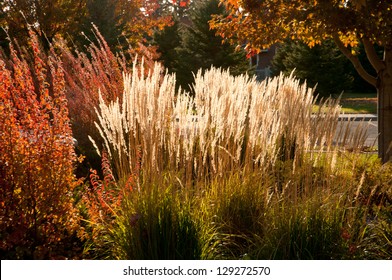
0, 30, 82, 259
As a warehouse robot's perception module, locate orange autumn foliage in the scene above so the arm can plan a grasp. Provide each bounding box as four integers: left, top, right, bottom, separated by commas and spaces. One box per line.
81, 148, 141, 255
0, 31, 82, 259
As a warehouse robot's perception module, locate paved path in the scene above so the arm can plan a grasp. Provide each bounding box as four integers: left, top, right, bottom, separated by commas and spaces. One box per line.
338, 114, 378, 147
338, 114, 377, 122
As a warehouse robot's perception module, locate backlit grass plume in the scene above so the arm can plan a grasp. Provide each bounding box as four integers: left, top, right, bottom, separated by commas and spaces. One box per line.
90, 61, 368, 185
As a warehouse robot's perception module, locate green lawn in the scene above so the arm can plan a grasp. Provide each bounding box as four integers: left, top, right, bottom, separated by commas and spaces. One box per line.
313, 92, 377, 114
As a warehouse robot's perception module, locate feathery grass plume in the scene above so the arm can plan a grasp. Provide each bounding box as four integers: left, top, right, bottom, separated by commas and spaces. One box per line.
192, 68, 254, 177
56, 26, 159, 165
92, 59, 180, 181
91, 63, 368, 187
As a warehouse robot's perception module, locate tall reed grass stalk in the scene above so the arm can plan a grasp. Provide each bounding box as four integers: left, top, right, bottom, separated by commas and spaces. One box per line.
90, 62, 368, 188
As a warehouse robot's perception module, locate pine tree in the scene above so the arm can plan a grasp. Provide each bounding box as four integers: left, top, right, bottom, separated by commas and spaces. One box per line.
153, 19, 182, 74
175, 0, 250, 92
84, 0, 125, 48
271, 40, 354, 97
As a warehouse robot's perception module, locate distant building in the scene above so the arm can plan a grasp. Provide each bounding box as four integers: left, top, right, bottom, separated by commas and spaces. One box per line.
250, 44, 278, 80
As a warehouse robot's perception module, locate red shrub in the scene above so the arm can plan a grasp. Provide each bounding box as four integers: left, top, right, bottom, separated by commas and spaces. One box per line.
0, 31, 82, 259
56, 27, 159, 158
81, 148, 140, 255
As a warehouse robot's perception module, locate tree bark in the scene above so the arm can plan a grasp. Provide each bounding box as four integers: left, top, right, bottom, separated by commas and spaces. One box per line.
333, 34, 392, 162
378, 48, 392, 163
332, 34, 377, 87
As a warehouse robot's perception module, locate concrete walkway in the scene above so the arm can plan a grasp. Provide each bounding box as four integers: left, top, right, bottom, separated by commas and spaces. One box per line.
337, 114, 378, 147
338, 114, 377, 121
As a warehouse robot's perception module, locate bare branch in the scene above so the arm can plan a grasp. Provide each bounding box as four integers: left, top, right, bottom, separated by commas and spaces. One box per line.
332, 33, 377, 87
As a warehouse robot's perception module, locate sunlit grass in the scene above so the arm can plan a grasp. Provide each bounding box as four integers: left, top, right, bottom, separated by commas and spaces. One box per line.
313, 92, 377, 114
83, 66, 391, 260
340, 105, 376, 114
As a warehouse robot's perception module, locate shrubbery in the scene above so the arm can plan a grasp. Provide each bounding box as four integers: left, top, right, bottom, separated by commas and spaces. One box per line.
0, 31, 82, 259
1, 30, 391, 260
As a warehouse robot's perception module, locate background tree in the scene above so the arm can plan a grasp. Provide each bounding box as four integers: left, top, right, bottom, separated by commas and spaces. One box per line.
153, 19, 182, 75
157, 0, 250, 91
211, 0, 392, 162
155, 0, 192, 18
152, 0, 191, 86
0, 0, 171, 51
83, 0, 171, 50
271, 40, 354, 97
0, 0, 87, 48
84, 0, 125, 48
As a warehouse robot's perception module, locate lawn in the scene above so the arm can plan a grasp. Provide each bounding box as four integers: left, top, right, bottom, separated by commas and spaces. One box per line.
313, 92, 377, 114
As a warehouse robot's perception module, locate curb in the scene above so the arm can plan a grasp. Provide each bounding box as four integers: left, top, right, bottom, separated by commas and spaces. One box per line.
338, 115, 377, 122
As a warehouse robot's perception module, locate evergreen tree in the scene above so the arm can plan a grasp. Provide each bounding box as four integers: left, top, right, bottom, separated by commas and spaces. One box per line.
271, 40, 354, 97
153, 19, 182, 74
84, 0, 125, 48
155, 0, 249, 90
173, 0, 250, 91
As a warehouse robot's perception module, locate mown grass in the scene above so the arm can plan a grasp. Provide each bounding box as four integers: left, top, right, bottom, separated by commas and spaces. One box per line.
313, 92, 377, 114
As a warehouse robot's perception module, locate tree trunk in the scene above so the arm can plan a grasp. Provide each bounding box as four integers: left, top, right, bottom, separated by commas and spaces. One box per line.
377, 48, 392, 163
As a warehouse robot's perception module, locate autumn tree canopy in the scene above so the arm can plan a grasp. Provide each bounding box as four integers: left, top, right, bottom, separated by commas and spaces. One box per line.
211, 0, 392, 162
81, 0, 171, 50
0, 0, 172, 50
0, 0, 87, 46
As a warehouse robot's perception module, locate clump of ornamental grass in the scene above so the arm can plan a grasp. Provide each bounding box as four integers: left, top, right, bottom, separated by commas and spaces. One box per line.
252, 194, 354, 260
347, 157, 392, 259
245, 155, 391, 260
197, 156, 391, 260
83, 159, 202, 259
86, 61, 386, 260
90, 62, 369, 188
83, 153, 392, 260
198, 173, 268, 259
116, 182, 202, 260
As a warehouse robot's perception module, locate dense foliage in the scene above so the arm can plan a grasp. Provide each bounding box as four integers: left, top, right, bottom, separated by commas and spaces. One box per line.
0, 0, 171, 50
0, 1, 391, 260
0, 31, 82, 259
271, 40, 354, 96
